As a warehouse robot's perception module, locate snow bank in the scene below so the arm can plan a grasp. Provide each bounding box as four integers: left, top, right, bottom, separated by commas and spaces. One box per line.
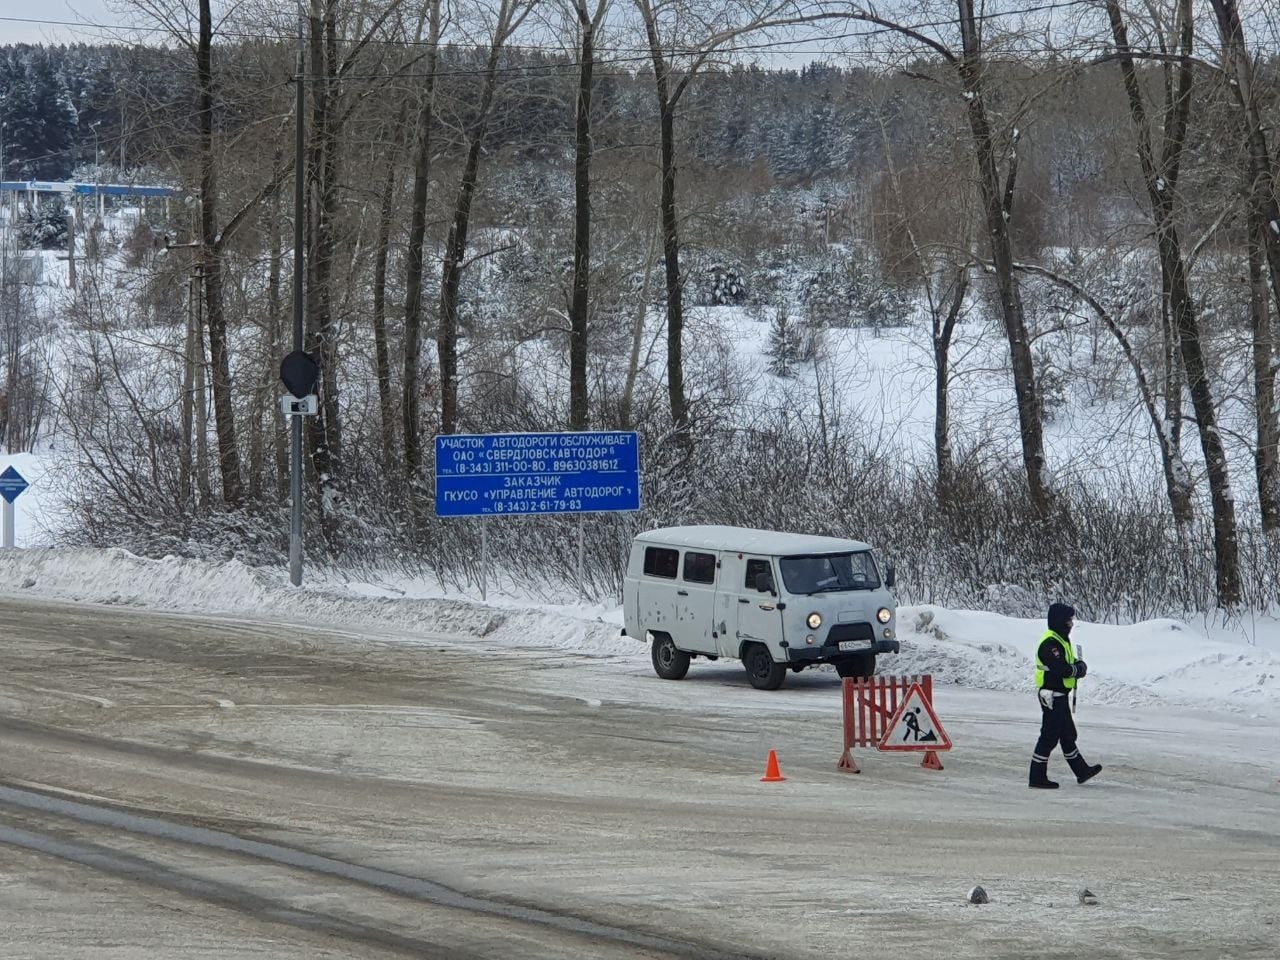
3, 547, 1280, 714
0, 547, 634, 659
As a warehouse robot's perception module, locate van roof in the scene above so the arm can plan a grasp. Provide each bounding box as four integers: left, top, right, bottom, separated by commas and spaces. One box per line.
634, 525, 872, 555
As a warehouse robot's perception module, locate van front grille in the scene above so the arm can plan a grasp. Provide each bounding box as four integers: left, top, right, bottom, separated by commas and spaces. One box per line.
826, 623, 873, 644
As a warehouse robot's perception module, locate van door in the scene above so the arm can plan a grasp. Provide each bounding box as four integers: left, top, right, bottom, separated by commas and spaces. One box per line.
674, 549, 718, 654
718, 553, 784, 658
637, 544, 679, 638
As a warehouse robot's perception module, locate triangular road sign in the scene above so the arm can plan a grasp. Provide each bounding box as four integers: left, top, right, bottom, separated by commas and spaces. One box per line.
878, 683, 951, 752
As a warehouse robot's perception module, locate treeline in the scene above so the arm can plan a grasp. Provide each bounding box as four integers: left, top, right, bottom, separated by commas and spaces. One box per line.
8, 0, 1280, 615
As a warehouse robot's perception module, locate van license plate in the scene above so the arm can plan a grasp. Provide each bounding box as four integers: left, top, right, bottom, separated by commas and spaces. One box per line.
838, 640, 871, 652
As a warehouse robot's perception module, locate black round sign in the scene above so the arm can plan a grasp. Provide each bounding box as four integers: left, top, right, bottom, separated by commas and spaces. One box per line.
280, 350, 320, 399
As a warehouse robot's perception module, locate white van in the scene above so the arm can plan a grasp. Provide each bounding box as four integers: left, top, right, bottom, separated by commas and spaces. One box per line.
622, 525, 899, 690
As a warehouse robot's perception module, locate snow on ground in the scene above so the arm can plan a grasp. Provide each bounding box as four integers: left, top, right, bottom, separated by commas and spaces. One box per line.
3, 546, 1280, 723
4, 206, 1279, 735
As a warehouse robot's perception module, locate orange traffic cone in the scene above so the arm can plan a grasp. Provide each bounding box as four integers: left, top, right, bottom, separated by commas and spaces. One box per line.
761, 749, 786, 782
921, 750, 944, 771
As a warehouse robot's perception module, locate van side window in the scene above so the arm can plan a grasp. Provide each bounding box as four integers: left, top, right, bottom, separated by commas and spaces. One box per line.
683, 551, 716, 584
745, 558, 772, 590
643, 547, 679, 579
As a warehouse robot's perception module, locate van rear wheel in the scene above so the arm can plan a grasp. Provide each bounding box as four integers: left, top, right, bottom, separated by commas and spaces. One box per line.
743, 643, 787, 690
651, 633, 690, 680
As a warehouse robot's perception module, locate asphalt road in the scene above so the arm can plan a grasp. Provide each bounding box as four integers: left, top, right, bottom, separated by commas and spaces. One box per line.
0, 596, 1277, 959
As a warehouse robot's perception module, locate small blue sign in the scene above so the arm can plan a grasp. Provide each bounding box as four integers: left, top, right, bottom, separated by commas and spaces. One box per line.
435, 432, 640, 517
0, 465, 28, 504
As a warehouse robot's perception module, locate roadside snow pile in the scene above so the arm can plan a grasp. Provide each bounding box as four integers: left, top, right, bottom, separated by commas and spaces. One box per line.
0, 548, 633, 659
896, 604, 1280, 711
3, 547, 1280, 712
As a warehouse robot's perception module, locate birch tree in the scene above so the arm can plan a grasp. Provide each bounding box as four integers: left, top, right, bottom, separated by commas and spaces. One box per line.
1206, 0, 1280, 529
1100, 0, 1241, 605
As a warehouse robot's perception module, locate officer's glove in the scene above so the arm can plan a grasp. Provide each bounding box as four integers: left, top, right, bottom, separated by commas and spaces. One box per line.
1072, 660, 1088, 679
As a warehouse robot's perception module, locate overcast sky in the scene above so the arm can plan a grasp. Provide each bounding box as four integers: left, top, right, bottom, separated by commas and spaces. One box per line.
4, 1, 125, 45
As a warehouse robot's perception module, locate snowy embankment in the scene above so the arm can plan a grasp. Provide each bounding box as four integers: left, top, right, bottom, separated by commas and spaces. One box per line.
0, 547, 634, 659
2, 547, 1280, 717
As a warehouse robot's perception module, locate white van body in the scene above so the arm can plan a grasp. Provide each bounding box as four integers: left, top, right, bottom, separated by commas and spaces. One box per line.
622, 525, 899, 690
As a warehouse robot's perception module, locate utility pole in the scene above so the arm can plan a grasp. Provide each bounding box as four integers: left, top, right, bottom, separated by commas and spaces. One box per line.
289, 2, 306, 586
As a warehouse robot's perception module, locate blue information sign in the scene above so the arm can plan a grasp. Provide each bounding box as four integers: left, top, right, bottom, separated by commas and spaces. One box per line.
435, 432, 640, 517
0, 465, 28, 504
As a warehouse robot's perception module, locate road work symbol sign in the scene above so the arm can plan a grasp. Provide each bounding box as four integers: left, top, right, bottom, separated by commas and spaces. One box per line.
878, 683, 952, 752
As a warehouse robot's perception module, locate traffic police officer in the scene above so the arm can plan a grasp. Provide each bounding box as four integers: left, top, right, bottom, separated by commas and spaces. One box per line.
1031, 602, 1102, 789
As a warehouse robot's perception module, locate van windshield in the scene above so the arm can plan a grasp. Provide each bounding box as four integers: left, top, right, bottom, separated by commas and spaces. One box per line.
779, 552, 880, 594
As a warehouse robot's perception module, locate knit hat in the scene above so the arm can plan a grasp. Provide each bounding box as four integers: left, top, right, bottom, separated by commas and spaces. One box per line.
1048, 602, 1076, 635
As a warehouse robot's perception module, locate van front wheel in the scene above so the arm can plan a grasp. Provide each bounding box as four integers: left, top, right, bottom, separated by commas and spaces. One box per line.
651, 633, 690, 680
743, 643, 787, 690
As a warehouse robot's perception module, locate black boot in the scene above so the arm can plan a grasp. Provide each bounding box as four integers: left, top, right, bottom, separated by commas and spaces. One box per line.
1029, 759, 1059, 789
1067, 753, 1102, 784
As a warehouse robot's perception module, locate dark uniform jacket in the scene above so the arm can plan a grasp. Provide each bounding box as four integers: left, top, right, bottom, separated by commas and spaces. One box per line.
1037, 632, 1076, 693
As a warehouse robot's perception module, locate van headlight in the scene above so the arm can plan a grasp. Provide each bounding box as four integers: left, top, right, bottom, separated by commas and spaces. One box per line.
876, 607, 892, 624
806, 612, 822, 629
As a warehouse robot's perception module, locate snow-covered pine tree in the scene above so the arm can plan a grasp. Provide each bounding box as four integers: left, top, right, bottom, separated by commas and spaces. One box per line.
16, 199, 69, 251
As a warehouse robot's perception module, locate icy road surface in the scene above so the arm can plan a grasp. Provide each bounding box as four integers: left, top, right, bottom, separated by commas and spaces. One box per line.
0, 596, 1277, 959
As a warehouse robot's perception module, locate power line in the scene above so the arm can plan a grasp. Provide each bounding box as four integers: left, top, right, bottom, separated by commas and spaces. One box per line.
0, 1, 1119, 58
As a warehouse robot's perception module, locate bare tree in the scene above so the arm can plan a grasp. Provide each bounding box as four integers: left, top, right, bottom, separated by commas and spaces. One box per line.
436, 0, 537, 436
196, 0, 243, 505
632, 0, 835, 438
1208, 0, 1280, 316
1247, 228, 1280, 529
1012, 259, 1194, 524
876, 114, 973, 502
804, 0, 1051, 512
371, 99, 408, 465
304, 0, 406, 486
1100, 0, 1241, 605
567, 0, 611, 430
1205, 0, 1280, 529
402, 0, 444, 474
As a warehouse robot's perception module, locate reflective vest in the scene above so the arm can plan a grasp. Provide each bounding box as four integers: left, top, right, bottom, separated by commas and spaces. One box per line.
1035, 629, 1076, 690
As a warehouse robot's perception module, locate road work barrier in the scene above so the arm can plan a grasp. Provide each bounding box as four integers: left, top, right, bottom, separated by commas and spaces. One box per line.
838, 674, 951, 774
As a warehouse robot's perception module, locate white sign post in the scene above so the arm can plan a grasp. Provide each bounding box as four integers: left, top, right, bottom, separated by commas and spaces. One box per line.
0, 465, 30, 548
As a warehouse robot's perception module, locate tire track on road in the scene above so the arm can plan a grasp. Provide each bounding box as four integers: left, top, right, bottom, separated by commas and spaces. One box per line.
0, 781, 751, 960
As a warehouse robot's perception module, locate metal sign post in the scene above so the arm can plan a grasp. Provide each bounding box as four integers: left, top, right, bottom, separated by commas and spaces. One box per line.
280, 351, 319, 587
285, 4, 307, 588
577, 517, 586, 601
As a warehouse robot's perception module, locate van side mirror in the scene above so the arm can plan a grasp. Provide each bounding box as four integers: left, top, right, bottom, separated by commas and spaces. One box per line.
755, 571, 775, 594
885, 564, 896, 588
